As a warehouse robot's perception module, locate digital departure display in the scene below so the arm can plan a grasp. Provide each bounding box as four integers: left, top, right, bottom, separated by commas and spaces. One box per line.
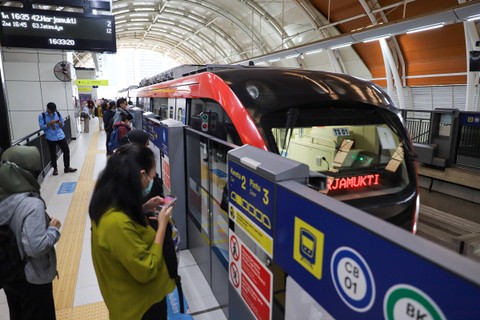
0, 7, 116, 52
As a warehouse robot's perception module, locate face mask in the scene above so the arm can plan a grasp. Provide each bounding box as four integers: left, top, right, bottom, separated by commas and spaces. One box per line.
143, 174, 154, 197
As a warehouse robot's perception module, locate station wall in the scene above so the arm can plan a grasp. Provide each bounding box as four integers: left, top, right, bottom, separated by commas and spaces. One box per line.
0, 47, 76, 142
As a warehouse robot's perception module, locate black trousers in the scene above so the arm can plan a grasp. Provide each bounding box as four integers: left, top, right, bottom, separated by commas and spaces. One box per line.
142, 298, 167, 320
2, 281, 56, 320
46, 138, 70, 169
105, 131, 112, 155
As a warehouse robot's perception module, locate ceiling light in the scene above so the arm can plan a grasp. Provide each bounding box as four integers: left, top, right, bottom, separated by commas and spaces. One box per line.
363, 35, 390, 43
268, 58, 280, 63
114, 9, 130, 15
285, 54, 299, 59
330, 43, 352, 50
305, 48, 323, 55
467, 14, 480, 22
406, 23, 444, 34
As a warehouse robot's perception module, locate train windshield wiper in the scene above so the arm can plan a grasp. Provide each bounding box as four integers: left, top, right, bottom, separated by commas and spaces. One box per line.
281, 108, 298, 157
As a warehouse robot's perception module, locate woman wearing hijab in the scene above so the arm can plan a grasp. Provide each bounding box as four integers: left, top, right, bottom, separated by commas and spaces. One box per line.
89, 143, 175, 320
0, 146, 62, 320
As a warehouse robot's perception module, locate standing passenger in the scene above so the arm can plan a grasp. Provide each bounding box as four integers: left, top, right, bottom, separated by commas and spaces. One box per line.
113, 97, 130, 124
97, 102, 104, 131
112, 113, 133, 144
38, 102, 77, 175
103, 100, 116, 156
0, 146, 62, 320
89, 144, 175, 320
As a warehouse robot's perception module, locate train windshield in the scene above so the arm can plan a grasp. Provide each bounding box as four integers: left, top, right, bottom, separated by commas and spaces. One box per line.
265, 107, 411, 201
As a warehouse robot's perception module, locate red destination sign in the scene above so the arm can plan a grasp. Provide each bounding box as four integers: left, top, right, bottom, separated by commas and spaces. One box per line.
327, 174, 380, 191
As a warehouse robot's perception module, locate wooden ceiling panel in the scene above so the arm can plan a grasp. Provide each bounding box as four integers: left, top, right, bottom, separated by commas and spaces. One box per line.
309, 0, 469, 87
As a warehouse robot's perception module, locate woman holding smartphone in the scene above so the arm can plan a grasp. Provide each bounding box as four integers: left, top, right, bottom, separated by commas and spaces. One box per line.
89, 144, 175, 320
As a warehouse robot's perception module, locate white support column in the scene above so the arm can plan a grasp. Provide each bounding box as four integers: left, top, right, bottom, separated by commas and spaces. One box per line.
380, 39, 406, 109
326, 49, 344, 73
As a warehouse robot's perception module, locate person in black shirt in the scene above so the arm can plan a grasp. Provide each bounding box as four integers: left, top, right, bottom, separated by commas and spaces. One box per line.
103, 100, 116, 155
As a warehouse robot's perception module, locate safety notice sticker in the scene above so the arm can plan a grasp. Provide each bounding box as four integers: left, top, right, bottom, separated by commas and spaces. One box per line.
229, 230, 272, 320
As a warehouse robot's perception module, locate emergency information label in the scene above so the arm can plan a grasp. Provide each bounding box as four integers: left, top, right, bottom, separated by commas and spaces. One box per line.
229, 230, 273, 320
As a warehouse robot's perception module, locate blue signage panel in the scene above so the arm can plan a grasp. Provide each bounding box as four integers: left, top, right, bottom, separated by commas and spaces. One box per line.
160, 125, 169, 156
274, 186, 480, 319
57, 182, 77, 194
144, 119, 163, 149
460, 113, 480, 127
228, 161, 274, 237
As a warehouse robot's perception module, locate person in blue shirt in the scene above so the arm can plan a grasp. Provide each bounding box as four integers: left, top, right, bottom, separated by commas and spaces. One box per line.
38, 102, 77, 176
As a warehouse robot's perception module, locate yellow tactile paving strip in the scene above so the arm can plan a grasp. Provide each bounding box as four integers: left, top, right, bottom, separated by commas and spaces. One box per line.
52, 128, 109, 319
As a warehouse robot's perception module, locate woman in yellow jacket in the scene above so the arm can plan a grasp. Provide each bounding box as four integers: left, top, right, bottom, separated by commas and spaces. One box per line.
89, 144, 175, 319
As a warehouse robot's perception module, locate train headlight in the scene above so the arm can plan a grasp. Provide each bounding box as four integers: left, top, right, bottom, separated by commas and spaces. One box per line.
246, 84, 260, 100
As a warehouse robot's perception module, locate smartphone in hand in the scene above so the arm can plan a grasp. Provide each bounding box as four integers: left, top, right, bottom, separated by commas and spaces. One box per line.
159, 195, 177, 210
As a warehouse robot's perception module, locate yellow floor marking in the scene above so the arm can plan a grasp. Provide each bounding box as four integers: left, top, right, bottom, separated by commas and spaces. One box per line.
52, 128, 106, 318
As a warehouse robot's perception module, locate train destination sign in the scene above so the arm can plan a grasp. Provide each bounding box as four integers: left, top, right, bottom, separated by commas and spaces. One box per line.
0, 7, 116, 52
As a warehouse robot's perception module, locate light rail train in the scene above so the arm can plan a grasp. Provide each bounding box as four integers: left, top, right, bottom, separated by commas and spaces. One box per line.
127, 64, 419, 232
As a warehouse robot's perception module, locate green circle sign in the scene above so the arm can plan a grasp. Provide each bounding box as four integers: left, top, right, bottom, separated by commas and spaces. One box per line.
384, 284, 445, 320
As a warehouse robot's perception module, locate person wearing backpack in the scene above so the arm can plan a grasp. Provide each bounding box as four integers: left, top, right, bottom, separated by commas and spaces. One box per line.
0, 145, 62, 320
109, 112, 133, 153
38, 102, 77, 175
103, 100, 116, 155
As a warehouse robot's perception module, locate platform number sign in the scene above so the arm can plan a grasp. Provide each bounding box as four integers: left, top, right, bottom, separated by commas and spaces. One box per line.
331, 247, 375, 312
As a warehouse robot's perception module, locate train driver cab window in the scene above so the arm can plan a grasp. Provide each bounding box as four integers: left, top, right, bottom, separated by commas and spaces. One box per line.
189, 99, 242, 146
266, 108, 410, 201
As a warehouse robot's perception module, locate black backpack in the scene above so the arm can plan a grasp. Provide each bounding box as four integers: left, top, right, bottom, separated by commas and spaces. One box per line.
0, 225, 25, 283
42, 111, 61, 124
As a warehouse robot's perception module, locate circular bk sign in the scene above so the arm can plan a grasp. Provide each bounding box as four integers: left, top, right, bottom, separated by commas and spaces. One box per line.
384, 284, 446, 320
331, 247, 375, 312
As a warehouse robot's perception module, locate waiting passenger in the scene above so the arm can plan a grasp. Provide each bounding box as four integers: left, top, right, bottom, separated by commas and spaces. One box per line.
103, 101, 116, 156
80, 102, 90, 133
38, 102, 77, 175
113, 97, 130, 124
119, 129, 149, 147
112, 113, 134, 145
120, 129, 181, 287
0, 145, 62, 320
89, 144, 175, 320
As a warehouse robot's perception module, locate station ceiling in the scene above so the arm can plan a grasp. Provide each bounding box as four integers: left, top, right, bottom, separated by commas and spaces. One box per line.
2, 0, 479, 87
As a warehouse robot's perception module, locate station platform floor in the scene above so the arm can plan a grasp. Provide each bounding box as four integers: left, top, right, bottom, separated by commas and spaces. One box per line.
0, 118, 226, 320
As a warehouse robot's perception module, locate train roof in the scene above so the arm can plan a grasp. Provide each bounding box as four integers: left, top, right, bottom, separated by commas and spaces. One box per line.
137, 64, 398, 113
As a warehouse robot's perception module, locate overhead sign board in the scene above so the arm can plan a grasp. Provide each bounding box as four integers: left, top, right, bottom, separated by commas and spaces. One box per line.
0, 7, 116, 52
74, 79, 109, 86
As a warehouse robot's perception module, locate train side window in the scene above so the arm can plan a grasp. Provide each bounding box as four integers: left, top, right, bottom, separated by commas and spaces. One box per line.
152, 98, 168, 119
